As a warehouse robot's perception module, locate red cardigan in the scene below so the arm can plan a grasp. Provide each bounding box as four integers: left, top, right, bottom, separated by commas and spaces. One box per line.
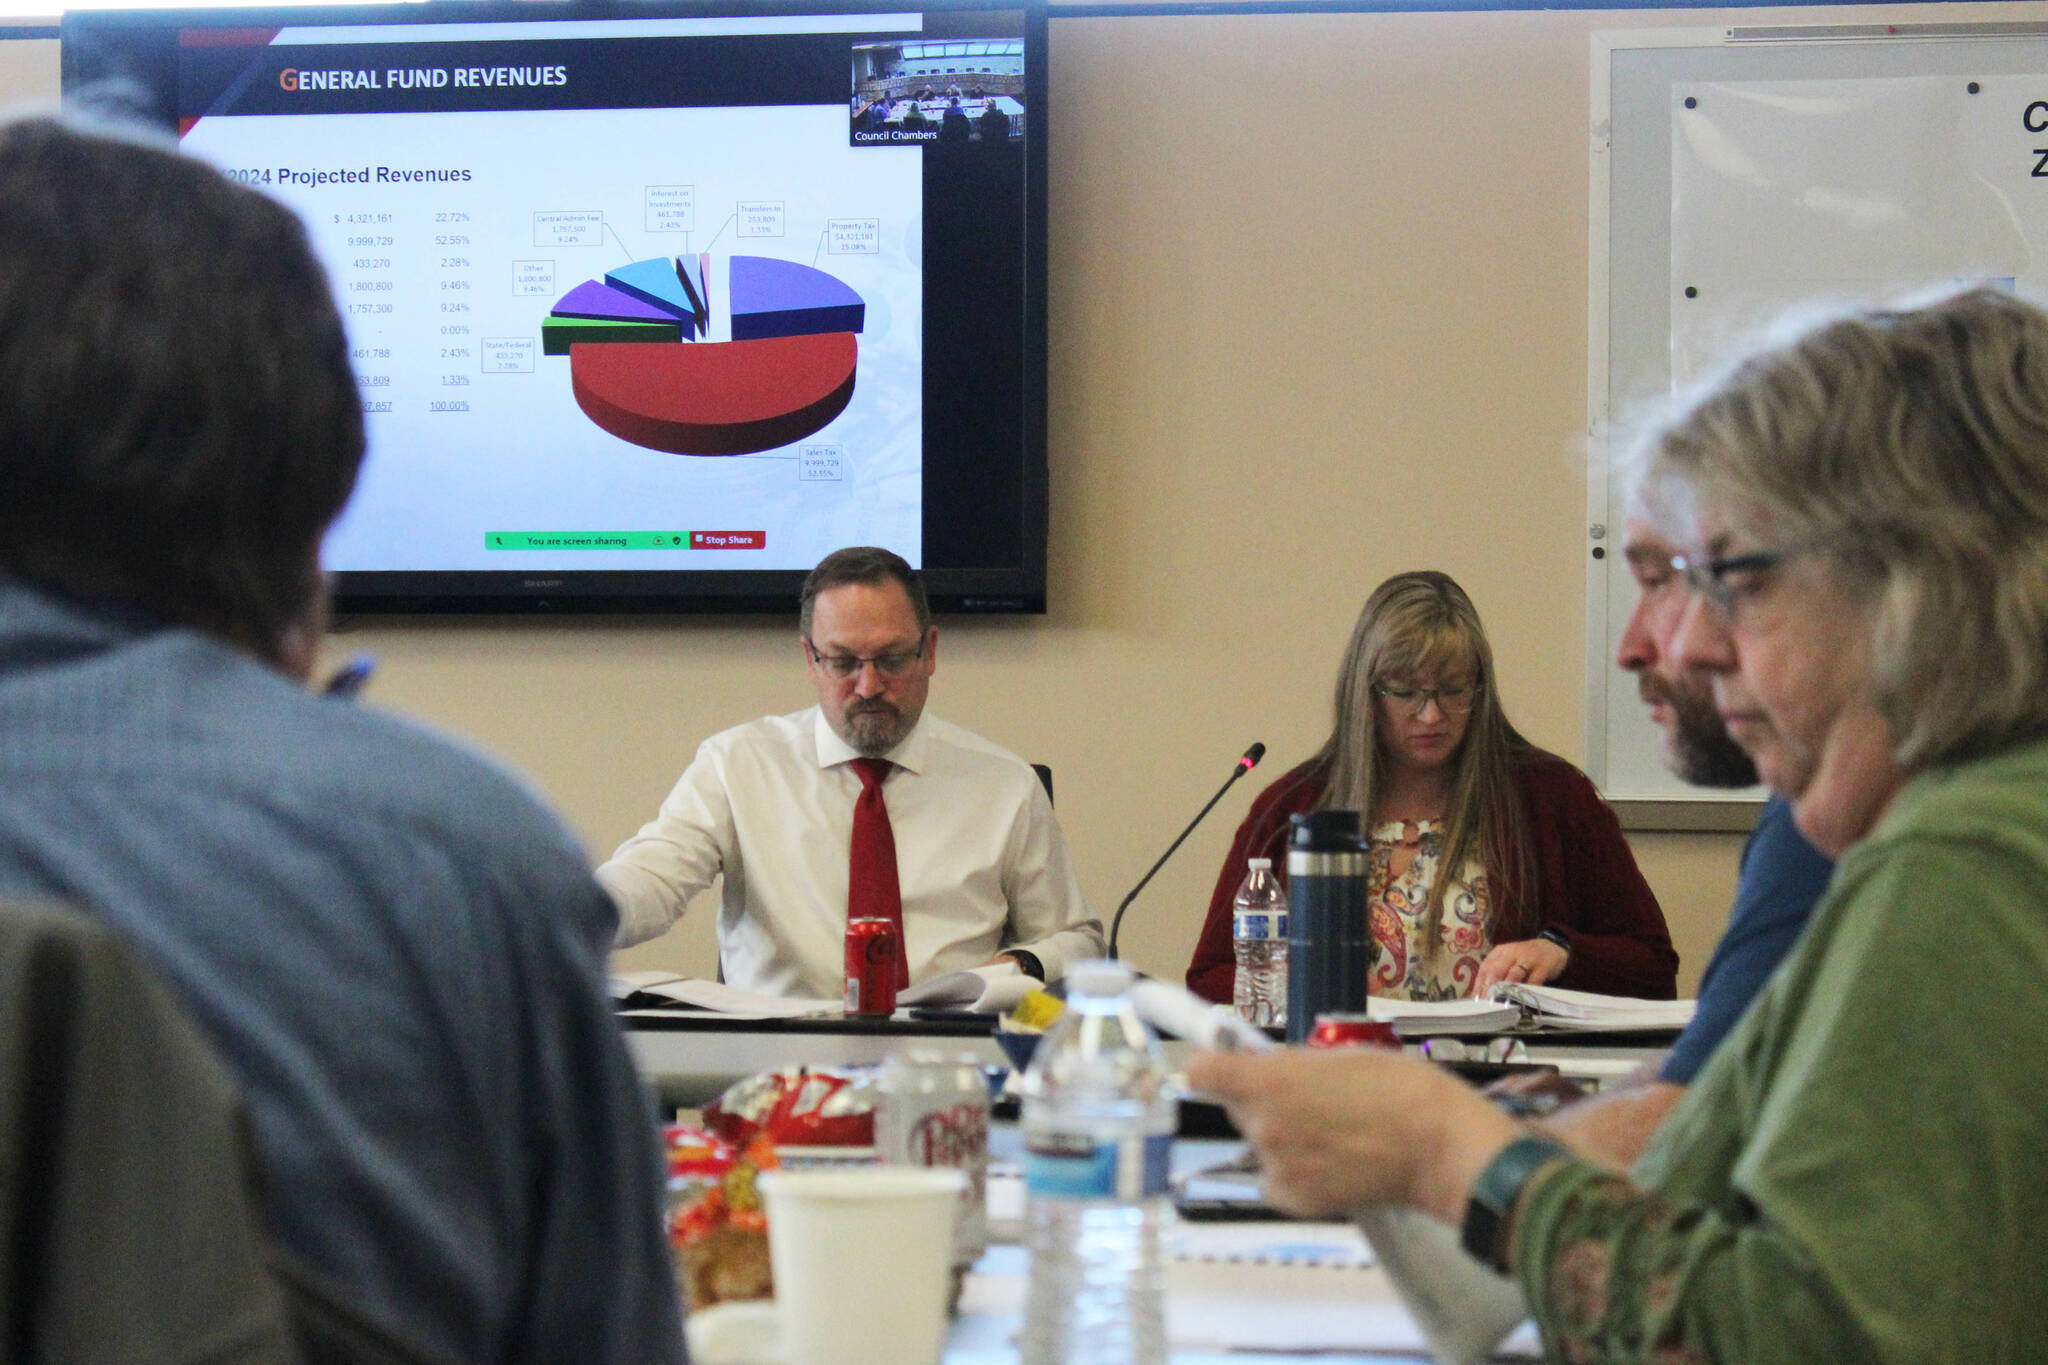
1185, 753, 1677, 1003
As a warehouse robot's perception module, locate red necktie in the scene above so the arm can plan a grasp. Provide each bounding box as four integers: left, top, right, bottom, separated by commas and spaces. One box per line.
848, 757, 908, 987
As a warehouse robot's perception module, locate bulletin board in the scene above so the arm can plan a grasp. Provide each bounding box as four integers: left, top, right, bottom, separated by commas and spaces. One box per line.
1588, 18, 2048, 819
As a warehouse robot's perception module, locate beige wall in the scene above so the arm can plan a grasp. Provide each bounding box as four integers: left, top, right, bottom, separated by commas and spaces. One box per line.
333, 2, 1866, 990
21, 4, 2020, 990
0, 35, 56, 110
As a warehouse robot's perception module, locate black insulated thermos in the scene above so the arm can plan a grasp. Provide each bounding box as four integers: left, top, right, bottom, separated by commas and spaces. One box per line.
1284, 809, 1376, 1043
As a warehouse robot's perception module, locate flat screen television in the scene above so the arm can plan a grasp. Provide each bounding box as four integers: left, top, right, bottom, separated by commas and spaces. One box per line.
62, 0, 1048, 614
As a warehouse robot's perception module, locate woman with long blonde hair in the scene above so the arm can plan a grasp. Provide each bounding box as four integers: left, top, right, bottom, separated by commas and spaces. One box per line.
1187, 571, 1675, 1002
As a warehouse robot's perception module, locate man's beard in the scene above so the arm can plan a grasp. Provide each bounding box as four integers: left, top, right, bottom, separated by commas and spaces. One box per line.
1643, 674, 1758, 789
843, 699, 908, 757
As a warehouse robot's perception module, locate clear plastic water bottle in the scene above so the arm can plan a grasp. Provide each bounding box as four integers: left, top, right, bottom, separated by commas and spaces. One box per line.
1020, 959, 1174, 1365
1231, 857, 1288, 1028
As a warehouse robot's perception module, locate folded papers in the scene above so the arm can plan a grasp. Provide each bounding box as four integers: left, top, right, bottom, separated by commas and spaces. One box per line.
610, 961, 1035, 1017
1489, 982, 1696, 1031
898, 962, 1035, 1013
1363, 984, 1696, 1037
608, 972, 838, 1018
1364, 997, 1523, 1035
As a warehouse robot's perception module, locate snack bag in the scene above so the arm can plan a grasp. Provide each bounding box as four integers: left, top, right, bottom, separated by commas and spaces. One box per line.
701, 1065, 877, 1148
665, 1125, 778, 1308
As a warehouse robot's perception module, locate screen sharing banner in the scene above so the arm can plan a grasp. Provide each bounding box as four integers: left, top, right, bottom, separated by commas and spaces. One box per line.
177, 15, 943, 576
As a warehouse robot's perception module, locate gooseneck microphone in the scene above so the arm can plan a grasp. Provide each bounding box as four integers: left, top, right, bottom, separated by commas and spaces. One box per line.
1106, 743, 1265, 960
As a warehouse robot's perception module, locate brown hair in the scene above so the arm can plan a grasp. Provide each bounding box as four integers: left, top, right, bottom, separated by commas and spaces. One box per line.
0, 117, 361, 664
799, 546, 930, 638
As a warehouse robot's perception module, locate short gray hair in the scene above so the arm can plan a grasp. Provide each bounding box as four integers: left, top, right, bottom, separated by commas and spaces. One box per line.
1638, 287, 2048, 771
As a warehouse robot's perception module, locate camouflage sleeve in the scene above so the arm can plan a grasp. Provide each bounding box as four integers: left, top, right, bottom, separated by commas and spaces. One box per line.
1507, 1160, 1872, 1365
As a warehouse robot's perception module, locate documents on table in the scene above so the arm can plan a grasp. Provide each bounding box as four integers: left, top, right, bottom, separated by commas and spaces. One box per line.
609, 971, 839, 1018
1358, 1207, 1536, 1365
1164, 1242, 1541, 1360
610, 969, 1696, 1033
1366, 997, 1524, 1035
1366, 984, 1697, 1036
959, 1239, 1541, 1360
609, 962, 1035, 1017
1170, 1219, 1373, 1268
897, 961, 1033, 1014
1488, 982, 1696, 1031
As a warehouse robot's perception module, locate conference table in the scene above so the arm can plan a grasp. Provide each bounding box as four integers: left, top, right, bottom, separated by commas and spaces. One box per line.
941, 1234, 1538, 1363
933, 1129, 1544, 1364
622, 1007, 1672, 1109
683, 1122, 1548, 1363
638, 1010, 1659, 1363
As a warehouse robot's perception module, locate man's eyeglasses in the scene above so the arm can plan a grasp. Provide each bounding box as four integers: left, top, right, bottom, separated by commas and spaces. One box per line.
1373, 683, 1482, 716
1669, 545, 1809, 619
806, 638, 927, 680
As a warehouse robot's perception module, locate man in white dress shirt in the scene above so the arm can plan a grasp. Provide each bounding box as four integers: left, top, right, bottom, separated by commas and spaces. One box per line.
599, 546, 1102, 997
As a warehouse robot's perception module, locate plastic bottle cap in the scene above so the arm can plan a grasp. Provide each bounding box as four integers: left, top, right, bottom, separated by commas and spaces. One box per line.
1066, 959, 1134, 997
1248, 858, 1271, 871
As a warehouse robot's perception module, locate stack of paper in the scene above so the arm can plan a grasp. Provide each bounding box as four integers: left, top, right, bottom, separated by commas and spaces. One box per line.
610, 961, 1035, 1017
1489, 982, 1696, 1031
1365, 996, 1523, 1036
608, 972, 838, 1018
897, 961, 1034, 1013
1357, 986, 1695, 1036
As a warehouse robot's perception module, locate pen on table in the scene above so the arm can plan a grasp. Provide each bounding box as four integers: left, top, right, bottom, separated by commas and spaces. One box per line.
321, 653, 376, 700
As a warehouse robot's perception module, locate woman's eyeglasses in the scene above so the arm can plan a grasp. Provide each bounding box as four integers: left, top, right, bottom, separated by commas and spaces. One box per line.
1373, 683, 1481, 716
1669, 544, 1812, 620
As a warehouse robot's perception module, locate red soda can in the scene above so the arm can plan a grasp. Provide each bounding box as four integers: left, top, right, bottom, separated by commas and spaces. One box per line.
1308, 1013, 1400, 1050
843, 916, 900, 1017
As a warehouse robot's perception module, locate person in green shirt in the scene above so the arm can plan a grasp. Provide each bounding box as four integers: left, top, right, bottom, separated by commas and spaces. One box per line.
1191, 286, 2048, 1363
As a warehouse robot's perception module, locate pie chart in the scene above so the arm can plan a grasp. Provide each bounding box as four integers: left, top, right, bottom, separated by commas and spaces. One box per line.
545, 254, 865, 456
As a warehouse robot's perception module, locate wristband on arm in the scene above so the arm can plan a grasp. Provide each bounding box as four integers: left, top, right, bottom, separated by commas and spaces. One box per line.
1003, 949, 1045, 981
1460, 1132, 1571, 1273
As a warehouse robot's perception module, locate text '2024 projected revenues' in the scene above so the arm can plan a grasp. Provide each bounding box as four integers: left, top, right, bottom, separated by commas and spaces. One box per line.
546, 252, 866, 456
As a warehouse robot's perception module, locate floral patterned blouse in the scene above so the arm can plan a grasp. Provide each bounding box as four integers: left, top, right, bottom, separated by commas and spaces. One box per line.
1366, 818, 1491, 1000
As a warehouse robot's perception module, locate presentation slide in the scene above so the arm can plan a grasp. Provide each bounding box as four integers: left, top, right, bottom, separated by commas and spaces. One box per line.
177, 16, 935, 573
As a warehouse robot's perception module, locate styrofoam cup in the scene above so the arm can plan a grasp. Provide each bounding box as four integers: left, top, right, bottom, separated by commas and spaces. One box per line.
758, 1167, 966, 1365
